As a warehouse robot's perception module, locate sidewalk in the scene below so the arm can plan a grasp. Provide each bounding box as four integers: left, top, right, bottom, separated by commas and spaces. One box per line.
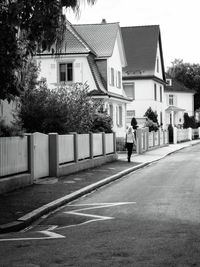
0, 139, 200, 233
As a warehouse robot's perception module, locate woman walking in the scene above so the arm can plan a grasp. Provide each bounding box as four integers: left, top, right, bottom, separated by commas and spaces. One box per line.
126, 125, 136, 162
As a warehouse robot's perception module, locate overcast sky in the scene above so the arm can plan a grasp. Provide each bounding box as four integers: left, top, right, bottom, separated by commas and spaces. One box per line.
66, 0, 200, 69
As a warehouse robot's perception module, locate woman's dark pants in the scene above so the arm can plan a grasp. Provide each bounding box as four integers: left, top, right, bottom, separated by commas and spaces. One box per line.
126, 143, 133, 162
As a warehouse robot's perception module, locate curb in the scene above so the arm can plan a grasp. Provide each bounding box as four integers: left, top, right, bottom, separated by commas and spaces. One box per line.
1, 140, 199, 234
0, 162, 148, 234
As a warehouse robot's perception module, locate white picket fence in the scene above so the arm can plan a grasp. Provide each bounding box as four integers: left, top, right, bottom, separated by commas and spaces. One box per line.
172, 127, 200, 143
0, 132, 116, 180
137, 128, 169, 154
0, 136, 28, 177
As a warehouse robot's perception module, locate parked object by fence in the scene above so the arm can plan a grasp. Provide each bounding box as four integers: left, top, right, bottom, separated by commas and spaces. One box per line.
136, 128, 169, 154
0, 132, 117, 194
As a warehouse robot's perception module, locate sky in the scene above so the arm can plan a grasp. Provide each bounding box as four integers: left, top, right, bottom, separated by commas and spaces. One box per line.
65, 0, 200, 69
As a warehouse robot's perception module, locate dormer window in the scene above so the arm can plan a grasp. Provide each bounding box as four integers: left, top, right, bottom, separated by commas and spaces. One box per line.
166, 78, 172, 86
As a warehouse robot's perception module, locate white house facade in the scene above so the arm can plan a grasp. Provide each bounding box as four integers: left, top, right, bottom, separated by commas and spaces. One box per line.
164, 75, 195, 127
121, 25, 166, 128
35, 21, 131, 137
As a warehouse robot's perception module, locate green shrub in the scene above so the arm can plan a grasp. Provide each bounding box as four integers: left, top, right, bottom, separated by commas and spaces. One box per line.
17, 82, 102, 134
90, 111, 112, 133
144, 118, 159, 132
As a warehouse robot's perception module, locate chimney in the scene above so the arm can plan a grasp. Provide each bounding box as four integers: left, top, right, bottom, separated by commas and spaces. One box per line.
101, 19, 107, 24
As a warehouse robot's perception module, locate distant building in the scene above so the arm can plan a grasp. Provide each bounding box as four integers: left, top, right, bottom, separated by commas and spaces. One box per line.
121, 25, 166, 127
164, 74, 196, 127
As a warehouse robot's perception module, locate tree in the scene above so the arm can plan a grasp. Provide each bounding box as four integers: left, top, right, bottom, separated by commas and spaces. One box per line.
17, 82, 104, 134
167, 59, 200, 110
183, 113, 196, 129
0, 0, 97, 100
144, 107, 159, 131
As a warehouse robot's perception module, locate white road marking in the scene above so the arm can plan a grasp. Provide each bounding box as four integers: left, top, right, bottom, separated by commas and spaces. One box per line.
0, 202, 136, 242
57, 202, 136, 229
0, 226, 65, 242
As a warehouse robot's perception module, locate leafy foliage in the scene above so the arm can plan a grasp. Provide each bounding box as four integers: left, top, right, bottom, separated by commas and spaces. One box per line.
0, 0, 96, 100
17, 82, 104, 134
144, 107, 159, 131
131, 117, 138, 129
183, 113, 196, 129
167, 59, 200, 109
90, 110, 113, 133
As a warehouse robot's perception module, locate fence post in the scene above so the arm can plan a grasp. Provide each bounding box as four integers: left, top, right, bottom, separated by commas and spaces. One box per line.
113, 132, 116, 153
27, 134, 34, 181
152, 131, 155, 147
136, 128, 142, 154
89, 132, 94, 159
173, 127, 177, 144
188, 127, 192, 140
145, 127, 149, 151
73, 133, 78, 163
158, 129, 161, 147
102, 132, 106, 156
49, 133, 59, 177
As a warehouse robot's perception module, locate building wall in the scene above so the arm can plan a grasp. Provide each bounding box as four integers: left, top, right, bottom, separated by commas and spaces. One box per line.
36, 55, 97, 91
124, 79, 165, 127
107, 38, 124, 96
105, 99, 126, 137
154, 42, 164, 80
0, 99, 17, 125
164, 92, 194, 126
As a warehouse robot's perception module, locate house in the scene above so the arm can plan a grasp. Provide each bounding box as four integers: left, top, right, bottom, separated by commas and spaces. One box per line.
35, 20, 131, 137
0, 99, 17, 125
164, 74, 196, 127
121, 25, 166, 127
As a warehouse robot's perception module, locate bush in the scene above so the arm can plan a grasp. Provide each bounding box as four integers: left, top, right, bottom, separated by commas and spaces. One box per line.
144, 107, 159, 125
17, 82, 103, 134
0, 120, 24, 137
90, 111, 112, 133
144, 118, 159, 132
183, 113, 196, 129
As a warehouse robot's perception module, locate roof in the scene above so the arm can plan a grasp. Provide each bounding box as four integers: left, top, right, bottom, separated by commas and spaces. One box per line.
165, 74, 196, 94
121, 25, 161, 75
165, 106, 185, 112
74, 23, 119, 58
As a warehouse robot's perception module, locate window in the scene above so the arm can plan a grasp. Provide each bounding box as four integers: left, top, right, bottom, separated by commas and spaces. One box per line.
59, 63, 73, 82
169, 94, 174, 105
116, 105, 123, 127
109, 67, 115, 86
109, 104, 113, 122
157, 57, 159, 73
160, 86, 162, 102
166, 79, 172, 86
126, 110, 135, 125
123, 83, 135, 99
154, 83, 157, 101
160, 111, 163, 125
117, 71, 121, 88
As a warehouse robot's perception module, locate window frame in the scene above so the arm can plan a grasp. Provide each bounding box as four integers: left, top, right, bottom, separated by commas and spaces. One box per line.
169, 94, 174, 106
123, 82, 135, 100
154, 83, 157, 101
58, 62, 73, 83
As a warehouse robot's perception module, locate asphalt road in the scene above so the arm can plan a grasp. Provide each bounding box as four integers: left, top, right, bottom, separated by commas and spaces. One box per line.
1, 144, 200, 266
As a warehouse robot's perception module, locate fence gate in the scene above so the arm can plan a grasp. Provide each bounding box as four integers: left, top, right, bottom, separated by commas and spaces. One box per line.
33, 132, 49, 179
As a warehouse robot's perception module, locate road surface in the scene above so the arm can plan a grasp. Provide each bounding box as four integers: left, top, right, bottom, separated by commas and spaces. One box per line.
0, 144, 200, 266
